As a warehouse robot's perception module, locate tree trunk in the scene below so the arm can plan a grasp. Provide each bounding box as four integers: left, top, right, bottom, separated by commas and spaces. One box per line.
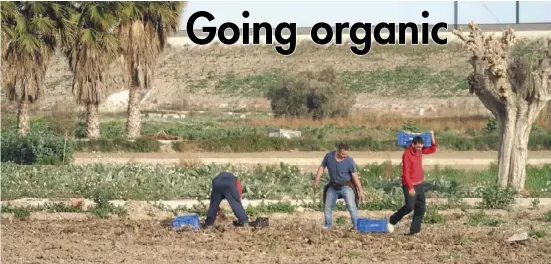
496, 100, 546, 190
126, 86, 141, 139
86, 102, 100, 139
17, 100, 30, 136
535, 101, 551, 129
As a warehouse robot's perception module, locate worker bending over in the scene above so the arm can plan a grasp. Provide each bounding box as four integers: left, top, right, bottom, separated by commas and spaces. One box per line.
204, 171, 249, 227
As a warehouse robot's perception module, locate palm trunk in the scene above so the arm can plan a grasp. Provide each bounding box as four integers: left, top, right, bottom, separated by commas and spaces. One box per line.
126, 86, 141, 139
86, 102, 100, 139
17, 100, 30, 136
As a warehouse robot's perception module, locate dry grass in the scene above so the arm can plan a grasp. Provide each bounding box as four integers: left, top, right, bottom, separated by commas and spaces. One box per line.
178, 157, 203, 168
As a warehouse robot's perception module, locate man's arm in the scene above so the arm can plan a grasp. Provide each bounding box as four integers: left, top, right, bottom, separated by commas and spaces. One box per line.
236, 179, 243, 199
422, 130, 437, 154
314, 154, 328, 187
349, 160, 362, 190
402, 154, 414, 191
349, 160, 364, 203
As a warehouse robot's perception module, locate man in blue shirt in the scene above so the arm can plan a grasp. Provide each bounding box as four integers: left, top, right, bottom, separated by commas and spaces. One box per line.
313, 143, 365, 229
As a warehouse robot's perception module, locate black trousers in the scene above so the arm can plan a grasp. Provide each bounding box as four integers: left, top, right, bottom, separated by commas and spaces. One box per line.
389, 184, 426, 233
205, 172, 248, 226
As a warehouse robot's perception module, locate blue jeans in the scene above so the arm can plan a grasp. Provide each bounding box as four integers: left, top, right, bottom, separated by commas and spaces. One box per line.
324, 185, 359, 228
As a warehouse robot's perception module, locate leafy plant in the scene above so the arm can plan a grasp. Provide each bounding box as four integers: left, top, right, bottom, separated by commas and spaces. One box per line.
423, 207, 446, 224
0, 128, 74, 165
467, 211, 506, 227
481, 184, 518, 209
484, 118, 498, 134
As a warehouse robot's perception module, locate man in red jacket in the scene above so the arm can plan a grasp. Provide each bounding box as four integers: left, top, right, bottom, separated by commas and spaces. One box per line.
204, 172, 249, 227
388, 130, 436, 235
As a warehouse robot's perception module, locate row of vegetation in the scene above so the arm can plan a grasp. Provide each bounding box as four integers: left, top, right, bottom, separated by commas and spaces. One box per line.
2, 114, 550, 164
2, 162, 550, 202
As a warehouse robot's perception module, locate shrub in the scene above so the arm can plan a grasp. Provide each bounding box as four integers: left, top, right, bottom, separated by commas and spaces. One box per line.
1, 128, 74, 165
266, 67, 353, 120
74, 136, 161, 152
481, 184, 518, 209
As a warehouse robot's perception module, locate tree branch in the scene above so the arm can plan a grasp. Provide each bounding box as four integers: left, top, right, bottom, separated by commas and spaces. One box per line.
531, 39, 551, 103
453, 22, 516, 105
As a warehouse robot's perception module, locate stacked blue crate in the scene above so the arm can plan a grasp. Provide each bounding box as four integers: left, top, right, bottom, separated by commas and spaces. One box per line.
172, 213, 200, 231
397, 130, 432, 148
356, 218, 389, 233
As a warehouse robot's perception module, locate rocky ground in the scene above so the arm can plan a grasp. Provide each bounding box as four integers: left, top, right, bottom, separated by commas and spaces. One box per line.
2, 203, 551, 264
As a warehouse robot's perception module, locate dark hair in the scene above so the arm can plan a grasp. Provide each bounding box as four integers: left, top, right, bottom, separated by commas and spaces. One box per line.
412, 136, 424, 145
336, 143, 349, 150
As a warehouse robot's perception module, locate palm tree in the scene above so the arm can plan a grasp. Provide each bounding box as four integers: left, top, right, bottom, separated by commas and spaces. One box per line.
115, 1, 185, 138
1, 1, 72, 136
64, 2, 120, 138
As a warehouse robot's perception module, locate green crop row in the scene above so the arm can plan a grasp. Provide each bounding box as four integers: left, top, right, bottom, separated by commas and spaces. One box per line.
2, 163, 550, 202
3, 113, 550, 154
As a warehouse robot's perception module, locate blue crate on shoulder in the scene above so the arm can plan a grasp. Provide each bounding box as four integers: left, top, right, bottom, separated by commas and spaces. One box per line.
397, 130, 432, 148
356, 218, 389, 233
172, 213, 200, 231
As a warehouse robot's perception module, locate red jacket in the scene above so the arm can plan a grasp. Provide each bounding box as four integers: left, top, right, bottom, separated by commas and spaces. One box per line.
402, 140, 437, 190
217, 179, 243, 215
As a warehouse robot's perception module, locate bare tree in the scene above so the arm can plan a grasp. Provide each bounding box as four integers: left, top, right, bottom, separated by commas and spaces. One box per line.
453, 22, 551, 190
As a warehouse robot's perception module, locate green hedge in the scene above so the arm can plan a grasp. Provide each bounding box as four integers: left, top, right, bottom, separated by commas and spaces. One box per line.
1, 128, 74, 165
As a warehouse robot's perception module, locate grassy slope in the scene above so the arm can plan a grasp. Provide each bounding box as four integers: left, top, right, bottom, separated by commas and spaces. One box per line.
6, 42, 475, 108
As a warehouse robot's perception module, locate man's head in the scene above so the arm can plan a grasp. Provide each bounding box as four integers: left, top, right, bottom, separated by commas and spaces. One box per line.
336, 143, 349, 158
411, 136, 424, 151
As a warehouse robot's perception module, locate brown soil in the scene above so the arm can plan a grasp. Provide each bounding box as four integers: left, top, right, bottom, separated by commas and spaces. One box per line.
3, 208, 550, 264
121, 200, 174, 221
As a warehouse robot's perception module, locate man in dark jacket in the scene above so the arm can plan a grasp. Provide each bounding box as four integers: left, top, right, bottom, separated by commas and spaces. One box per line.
204, 171, 249, 227
388, 131, 437, 235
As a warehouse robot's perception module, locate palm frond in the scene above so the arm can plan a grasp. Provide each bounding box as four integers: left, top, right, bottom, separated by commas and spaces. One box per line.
2, 1, 73, 103
66, 1, 120, 105
115, 1, 185, 90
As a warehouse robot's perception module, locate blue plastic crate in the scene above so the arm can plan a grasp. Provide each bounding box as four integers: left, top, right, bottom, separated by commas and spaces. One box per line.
356, 218, 389, 233
172, 214, 200, 231
397, 130, 432, 148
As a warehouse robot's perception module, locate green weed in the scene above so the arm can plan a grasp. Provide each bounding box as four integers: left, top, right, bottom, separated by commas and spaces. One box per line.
481, 185, 518, 209
467, 211, 506, 227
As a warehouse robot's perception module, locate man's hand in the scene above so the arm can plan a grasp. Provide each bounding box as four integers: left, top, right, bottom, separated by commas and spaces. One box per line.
408, 188, 416, 197
357, 188, 365, 204
430, 130, 435, 142
313, 179, 320, 189
313, 166, 324, 189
